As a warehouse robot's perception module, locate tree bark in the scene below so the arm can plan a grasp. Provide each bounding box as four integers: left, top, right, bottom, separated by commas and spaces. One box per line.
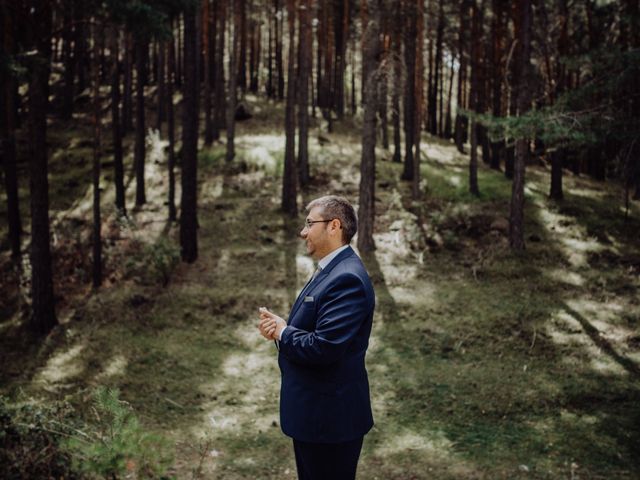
92, 24, 102, 288
226, 0, 239, 163
61, 8, 75, 120
203, 0, 213, 145
401, 1, 417, 181
28, 0, 57, 335
413, 0, 425, 199
509, 0, 533, 251
276, 0, 285, 99
454, 0, 469, 154
391, 0, 402, 163
134, 37, 146, 206
122, 32, 134, 134
358, 0, 382, 253
282, 0, 298, 216
213, 0, 226, 140
181, 4, 199, 263
2, 1, 22, 258
469, 0, 481, 196
167, 35, 177, 222
157, 39, 166, 131
297, 0, 311, 187
110, 27, 126, 216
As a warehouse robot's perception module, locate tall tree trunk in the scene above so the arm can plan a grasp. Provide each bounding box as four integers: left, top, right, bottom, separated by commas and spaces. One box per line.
226, 1, 239, 163
282, 0, 298, 216
157, 39, 166, 131
401, 1, 417, 181
134, 37, 146, 207
298, 0, 311, 187
2, 1, 22, 257
391, 0, 402, 163
203, 0, 213, 145
444, 53, 455, 138
489, 0, 504, 171
61, 9, 75, 120
275, 0, 285, 99
110, 27, 126, 216
28, 0, 57, 335
358, 0, 382, 253
213, 0, 226, 140
469, 0, 481, 196
92, 24, 102, 288
509, 0, 533, 251
550, 149, 564, 200
413, 0, 425, 199
454, 0, 469, 154
181, 4, 199, 263
122, 32, 134, 134
238, 0, 247, 91
429, 0, 444, 135
334, 0, 349, 118
167, 36, 177, 221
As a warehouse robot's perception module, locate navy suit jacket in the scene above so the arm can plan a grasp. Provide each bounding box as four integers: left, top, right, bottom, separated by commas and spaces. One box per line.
278, 245, 375, 443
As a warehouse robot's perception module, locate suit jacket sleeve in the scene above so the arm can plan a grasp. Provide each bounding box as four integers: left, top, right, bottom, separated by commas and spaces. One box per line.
279, 272, 368, 366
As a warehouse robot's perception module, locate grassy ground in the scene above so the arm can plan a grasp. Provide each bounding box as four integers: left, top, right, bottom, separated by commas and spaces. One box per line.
1, 95, 640, 479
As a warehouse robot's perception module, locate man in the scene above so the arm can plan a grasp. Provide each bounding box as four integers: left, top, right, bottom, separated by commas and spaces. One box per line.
258, 195, 375, 480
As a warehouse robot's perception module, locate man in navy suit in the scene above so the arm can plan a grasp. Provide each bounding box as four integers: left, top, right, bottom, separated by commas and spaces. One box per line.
258, 195, 375, 480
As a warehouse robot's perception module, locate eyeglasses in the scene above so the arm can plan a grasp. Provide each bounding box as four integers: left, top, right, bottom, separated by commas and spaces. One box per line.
303, 219, 333, 229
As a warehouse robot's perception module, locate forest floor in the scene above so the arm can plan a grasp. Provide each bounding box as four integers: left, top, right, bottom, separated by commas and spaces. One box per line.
2, 94, 640, 479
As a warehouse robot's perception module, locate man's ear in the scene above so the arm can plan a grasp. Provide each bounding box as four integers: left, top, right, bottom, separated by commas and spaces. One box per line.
330, 218, 342, 235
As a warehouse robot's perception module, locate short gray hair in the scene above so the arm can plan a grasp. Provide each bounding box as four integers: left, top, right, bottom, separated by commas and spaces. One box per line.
306, 195, 358, 244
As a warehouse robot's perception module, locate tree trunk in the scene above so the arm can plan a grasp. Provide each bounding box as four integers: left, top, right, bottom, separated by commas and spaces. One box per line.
238, 0, 247, 91
412, 0, 424, 200
391, 0, 402, 163
401, 1, 417, 181
468, 0, 481, 196
110, 27, 126, 216
454, 0, 469, 154
122, 32, 134, 134
550, 149, 564, 200
276, 0, 285, 99
2, 2, 22, 258
28, 0, 57, 335
134, 37, 146, 207
181, 4, 199, 263
213, 0, 226, 140
358, 0, 382, 253
226, 1, 239, 163
444, 53, 455, 139
61, 9, 75, 120
489, 0, 504, 170
203, 0, 213, 145
92, 24, 102, 288
509, 0, 533, 251
167, 36, 177, 221
429, 0, 444, 135
157, 39, 166, 131
282, 0, 298, 216
297, 0, 311, 187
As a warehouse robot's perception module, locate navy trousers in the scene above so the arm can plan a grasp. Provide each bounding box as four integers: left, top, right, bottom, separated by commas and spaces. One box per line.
292, 437, 364, 480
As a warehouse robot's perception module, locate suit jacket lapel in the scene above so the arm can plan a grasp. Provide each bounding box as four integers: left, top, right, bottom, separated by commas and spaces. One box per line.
288, 246, 355, 321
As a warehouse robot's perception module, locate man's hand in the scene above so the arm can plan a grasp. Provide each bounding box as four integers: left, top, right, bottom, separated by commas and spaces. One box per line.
258, 307, 287, 340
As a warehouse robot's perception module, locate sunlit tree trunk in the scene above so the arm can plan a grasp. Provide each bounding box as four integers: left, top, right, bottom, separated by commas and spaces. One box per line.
226, 0, 239, 163
412, 0, 424, 200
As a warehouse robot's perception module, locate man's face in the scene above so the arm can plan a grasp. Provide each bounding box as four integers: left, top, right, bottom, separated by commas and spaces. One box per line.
300, 206, 332, 261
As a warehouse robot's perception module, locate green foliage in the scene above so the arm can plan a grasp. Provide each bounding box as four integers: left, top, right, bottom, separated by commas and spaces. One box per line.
198, 148, 225, 170
63, 387, 174, 479
0, 396, 78, 479
125, 237, 180, 286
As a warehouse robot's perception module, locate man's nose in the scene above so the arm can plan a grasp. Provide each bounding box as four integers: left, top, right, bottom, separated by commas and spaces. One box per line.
299, 228, 308, 239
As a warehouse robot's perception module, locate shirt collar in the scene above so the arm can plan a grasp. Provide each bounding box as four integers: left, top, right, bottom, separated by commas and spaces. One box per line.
317, 244, 350, 270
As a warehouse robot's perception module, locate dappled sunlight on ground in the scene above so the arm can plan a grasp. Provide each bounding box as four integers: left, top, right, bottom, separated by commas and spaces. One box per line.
34, 343, 86, 388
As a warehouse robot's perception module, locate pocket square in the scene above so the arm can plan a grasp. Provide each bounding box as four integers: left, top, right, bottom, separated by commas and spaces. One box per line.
304, 296, 314, 303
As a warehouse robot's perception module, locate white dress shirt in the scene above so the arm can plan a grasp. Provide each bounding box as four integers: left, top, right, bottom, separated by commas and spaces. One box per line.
278, 244, 350, 340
